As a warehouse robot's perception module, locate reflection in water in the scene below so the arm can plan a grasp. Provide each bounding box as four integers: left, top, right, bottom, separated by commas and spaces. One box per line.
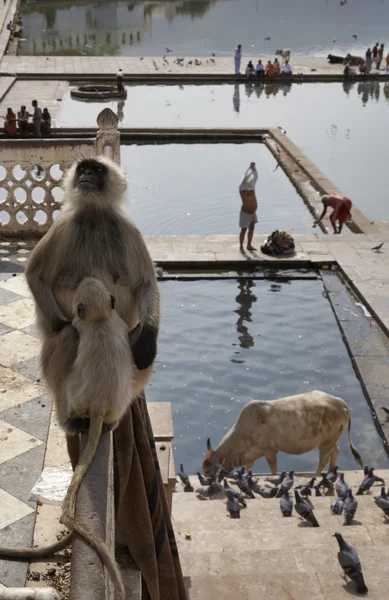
233, 279, 257, 352
19, 0, 389, 57
117, 100, 125, 122
151, 278, 389, 473
232, 83, 240, 114
357, 81, 381, 106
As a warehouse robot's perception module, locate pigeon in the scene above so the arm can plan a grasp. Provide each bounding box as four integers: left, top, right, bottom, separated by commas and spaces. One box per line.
327, 466, 339, 485
153, 60, 159, 70
211, 52, 215, 57
335, 473, 350, 500
196, 481, 224, 499
236, 473, 255, 499
363, 465, 369, 476
165, 47, 172, 53
352, 34, 358, 39
318, 473, 334, 494
178, 464, 194, 492
314, 485, 323, 497
294, 490, 319, 526
217, 467, 227, 483
374, 486, 389, 517
265, 472, 286, 487
257, 486, 279, 499
371, 242, 384, 252
280, 490, 293, 516
283, 471, 295, 489
356, 468, 376, 495
264, 36, 271, 41
277, 126, 287, 135
333, 533, 368, 594
197, 472, 210, 486
244, 470, 259, 491
382, 406, 389, 419
331, 499, 344, 515
343, 489, 358, 525
295, 477, 316, 497
223, 479, 247, 507
194, 59, 202, 66
226, 490, 240, 518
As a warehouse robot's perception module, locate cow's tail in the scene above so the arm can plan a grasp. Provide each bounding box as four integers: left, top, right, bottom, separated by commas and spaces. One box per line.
348, 415, 363, 469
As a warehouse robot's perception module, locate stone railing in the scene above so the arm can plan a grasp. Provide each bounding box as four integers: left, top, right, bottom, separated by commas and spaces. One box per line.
0, 108, 120, 238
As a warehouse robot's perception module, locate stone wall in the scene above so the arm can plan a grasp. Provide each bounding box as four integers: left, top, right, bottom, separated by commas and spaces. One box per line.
0, 108, 120, 237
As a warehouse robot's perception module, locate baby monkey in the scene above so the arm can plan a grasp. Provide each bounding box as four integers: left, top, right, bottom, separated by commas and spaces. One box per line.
61, 277, 134, 600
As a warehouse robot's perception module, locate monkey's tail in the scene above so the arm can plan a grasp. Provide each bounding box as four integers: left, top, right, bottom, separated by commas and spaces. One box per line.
0, 532, 73, 559
348, 415, 363, 469
61, 415, 126, 600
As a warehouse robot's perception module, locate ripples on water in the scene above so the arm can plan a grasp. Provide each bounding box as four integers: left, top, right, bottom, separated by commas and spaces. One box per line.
19, 0, 389, 57
59, 81, 389, 222
147, 278, 389, 474
122, 143, 315, 235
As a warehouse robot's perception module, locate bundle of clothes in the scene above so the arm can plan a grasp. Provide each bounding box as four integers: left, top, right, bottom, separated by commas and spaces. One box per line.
260, 230, 295, 256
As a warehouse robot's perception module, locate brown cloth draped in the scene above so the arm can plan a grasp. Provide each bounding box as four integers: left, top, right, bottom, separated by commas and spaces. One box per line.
114, 396, 188, 600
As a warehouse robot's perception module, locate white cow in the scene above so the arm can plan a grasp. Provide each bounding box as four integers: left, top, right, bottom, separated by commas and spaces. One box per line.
275, 48, 291, 64
203, 391, 362, 476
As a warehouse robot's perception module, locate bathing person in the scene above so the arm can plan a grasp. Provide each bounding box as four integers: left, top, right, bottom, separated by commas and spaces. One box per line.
245, 60, 254, 77
234, 44, 242, 75
377, 43, 384, 69
239, 162, 258, 252
365, 48, 372, 73
41, 107, 51, 136
4, 108, 17, 137
372, 43, 379, 67
116, 68, 124, 91
31, 100, 42, 138
281, 60, 292, 75
255, 59, 265, 76
17, 105, 29, 136
314, 194, 352, 234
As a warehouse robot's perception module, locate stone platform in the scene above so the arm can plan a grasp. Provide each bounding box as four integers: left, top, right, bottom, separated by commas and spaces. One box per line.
0, 55, 387, 81
174, 471, 389, 599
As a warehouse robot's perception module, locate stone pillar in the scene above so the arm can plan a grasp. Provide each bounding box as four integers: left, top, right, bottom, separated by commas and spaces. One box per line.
96, 108, 121, 165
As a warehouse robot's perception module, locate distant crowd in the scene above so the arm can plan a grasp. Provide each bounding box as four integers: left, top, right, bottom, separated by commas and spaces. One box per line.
3, 100, 52, 138
6, 14, 23, 38
342, 43, 389, 77
234, 45, 292, 78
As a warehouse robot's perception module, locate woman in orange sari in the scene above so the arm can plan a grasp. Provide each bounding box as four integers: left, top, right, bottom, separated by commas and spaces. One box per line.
4, 108, 17, 136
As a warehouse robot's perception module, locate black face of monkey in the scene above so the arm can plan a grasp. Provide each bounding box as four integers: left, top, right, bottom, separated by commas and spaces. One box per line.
76, 159, 108, 193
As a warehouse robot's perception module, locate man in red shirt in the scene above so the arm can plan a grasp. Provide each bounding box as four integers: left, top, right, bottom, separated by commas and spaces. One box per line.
314, 194, 352, 234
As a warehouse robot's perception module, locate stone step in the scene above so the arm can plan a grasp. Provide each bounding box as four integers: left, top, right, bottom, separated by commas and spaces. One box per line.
173, 471, 389, 599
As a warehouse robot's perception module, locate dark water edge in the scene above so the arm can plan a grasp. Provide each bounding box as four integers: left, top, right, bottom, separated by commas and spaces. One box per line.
146, 277, 389, 474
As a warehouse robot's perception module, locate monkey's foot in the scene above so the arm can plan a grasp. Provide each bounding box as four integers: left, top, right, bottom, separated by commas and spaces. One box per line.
64, 416, 90, 436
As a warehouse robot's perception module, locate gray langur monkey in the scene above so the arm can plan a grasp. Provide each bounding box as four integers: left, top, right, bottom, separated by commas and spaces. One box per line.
27, 154, 160, 438
0, 157, 160, 597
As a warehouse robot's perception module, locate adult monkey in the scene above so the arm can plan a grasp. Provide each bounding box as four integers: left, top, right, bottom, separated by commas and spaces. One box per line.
0, 157, 159, 570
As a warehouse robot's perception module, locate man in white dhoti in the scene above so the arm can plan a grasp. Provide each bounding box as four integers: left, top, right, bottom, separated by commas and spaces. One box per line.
239, 162, 258, 252
234, 44, 242, 75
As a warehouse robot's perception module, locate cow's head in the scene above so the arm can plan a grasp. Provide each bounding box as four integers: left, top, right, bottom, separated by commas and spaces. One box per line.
202, 438, 218, 478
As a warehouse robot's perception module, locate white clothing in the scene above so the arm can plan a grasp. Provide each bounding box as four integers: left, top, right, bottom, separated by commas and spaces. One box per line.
234, 48, 242, 74
239, 167, 258, 192
255, 63, 265, 72
281, 63, 292, 74
117, 70, 123, 78
234, 48, 242, 60
239, 210, 258, 228
245, 66, 253, 76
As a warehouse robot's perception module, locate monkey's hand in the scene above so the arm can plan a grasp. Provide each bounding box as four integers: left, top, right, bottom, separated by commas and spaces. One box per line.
51, 316, 72, 333
129, 324, 158, 370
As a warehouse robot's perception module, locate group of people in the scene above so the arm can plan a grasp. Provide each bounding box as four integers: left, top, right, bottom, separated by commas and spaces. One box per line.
345, 43, 389, 77
3, 101, 52, 138
238, 163, 353, 251
6, 14, 23, 38
234, 45, 292, 78
245, 58, 292, 78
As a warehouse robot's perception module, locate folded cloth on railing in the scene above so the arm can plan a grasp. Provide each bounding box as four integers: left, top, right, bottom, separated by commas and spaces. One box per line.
114, 396, 187, 600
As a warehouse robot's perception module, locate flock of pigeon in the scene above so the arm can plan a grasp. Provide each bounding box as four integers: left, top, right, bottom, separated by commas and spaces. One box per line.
178, 463, 389, 595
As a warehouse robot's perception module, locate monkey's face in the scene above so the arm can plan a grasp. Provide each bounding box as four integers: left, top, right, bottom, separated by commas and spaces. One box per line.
75, 159, 108, 194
